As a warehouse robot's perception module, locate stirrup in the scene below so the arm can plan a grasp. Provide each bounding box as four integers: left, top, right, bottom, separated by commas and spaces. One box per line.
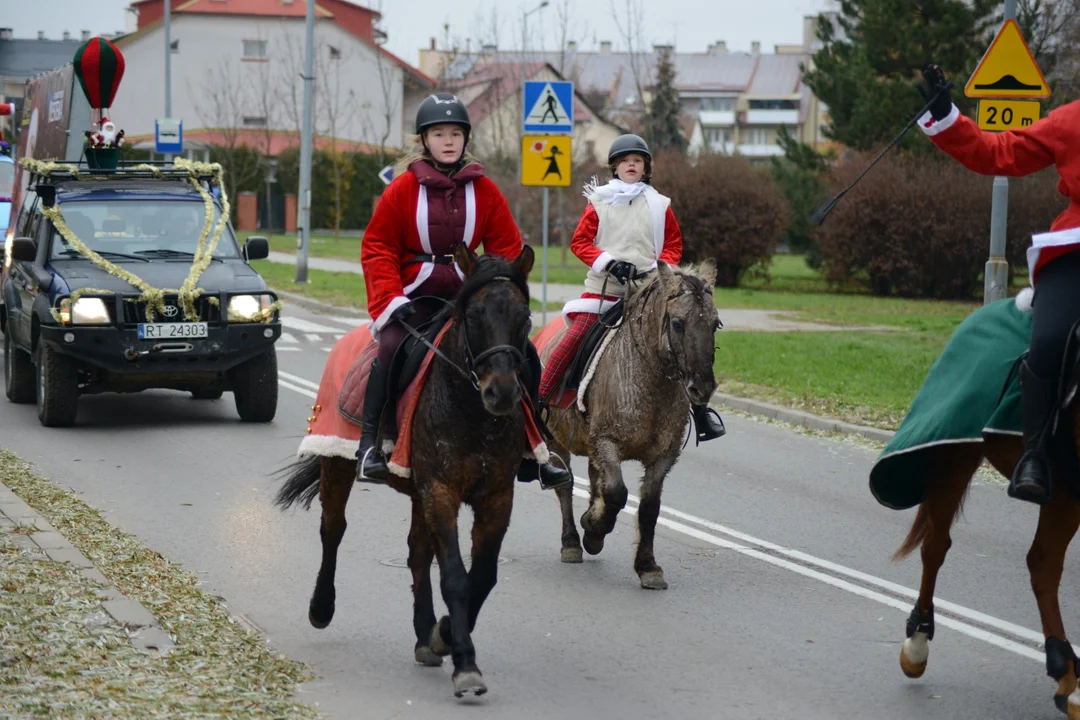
356, 446, 390, 483
694, 406, 726, 443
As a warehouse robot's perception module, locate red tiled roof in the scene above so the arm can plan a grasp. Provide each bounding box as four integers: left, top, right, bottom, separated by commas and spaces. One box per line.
126, 128, 383, 156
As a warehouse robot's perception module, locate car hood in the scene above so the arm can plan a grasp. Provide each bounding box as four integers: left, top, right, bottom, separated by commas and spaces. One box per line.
47, 258, 268, 297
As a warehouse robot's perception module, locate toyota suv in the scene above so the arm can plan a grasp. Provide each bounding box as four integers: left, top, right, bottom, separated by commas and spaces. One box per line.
2, 162, 282, 426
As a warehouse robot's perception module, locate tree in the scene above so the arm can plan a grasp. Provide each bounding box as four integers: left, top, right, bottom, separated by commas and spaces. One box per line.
769, 126, 834, 263
644, 46, 686, 153
801, 0, 999, 152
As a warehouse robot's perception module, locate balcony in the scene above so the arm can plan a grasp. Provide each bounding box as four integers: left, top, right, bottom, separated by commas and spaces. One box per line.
699, 110, 736, 126
744, 109, 799, 125
735, 143, 784, 157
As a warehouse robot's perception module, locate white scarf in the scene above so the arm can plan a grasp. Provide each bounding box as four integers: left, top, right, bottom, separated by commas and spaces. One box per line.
583, 176, 649, 205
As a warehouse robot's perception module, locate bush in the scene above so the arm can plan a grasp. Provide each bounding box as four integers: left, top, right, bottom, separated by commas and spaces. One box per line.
660, 152, 788, 287
814, 150, 1066, 299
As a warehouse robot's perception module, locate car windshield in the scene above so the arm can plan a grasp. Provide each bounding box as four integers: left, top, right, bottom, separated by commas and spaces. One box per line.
0, 161, 14, 198
49, 199, 240, 260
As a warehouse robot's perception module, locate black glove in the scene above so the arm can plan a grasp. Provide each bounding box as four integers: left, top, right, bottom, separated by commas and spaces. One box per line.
606, 260, 636, 284
389, 301, 415, 325
917, 64, 953, 122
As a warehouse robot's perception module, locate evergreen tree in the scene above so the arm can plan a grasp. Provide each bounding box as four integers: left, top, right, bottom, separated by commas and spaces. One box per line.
801, 0, 999, 152
645, 47, 687, 153
769, 126, 834, 262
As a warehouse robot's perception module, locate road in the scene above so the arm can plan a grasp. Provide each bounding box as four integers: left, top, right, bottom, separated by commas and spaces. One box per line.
1, 300, 1077, 719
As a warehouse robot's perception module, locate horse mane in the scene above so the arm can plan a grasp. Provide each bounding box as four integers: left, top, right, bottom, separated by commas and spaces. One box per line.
453, 253, 530, 318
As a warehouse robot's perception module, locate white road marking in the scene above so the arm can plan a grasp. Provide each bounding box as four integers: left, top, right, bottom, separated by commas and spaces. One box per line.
277, 346, 301, 352
305, 333, 322, 343
280, 316, 345, 333
275, 371, 1064, 664
280, 332, 298, 343
322, 315, 368, 327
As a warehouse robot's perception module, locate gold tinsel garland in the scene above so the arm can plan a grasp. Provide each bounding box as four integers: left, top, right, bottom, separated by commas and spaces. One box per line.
18, 157, 277, 324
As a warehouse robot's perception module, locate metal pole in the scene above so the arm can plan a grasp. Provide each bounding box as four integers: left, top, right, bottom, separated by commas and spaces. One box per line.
985, 0, 1017, 305
164, 0, 172, 163
542, 186, 549, 325
295, 0, 315, 284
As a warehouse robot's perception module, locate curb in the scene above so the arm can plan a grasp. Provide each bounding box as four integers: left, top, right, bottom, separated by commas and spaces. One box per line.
0, 481, 177, 655
271, 290, 899, 445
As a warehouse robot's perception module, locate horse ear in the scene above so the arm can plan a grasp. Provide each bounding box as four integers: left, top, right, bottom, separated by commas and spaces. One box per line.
454, 243, 478, 276
697, 257, 717, 289
656, 261, 675, 279
513, 244, 535, 277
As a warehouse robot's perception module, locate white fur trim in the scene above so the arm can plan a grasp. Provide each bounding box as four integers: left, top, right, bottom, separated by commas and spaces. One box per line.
462, 182, 476, 247
525, 441, 551, 465
562, 296, 619, 320
1015, 286, 1034, 312
388, 461, 411, 478
372, 295, 411, 333
402, 261, 434, 295
917, 104, 960, 136
591, 251, 615, 274
576, 317, 621, 413
416, 186, 432, 252
298, 434, 361, 460
1025, 229, 1080, 281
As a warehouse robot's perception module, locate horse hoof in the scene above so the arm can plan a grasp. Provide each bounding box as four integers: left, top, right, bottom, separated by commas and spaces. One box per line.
639, 570, 668, 590
429, 621, 451, 657
582, 532, 605, 555
1063, 687, 1080, 719
308, 604, 334, 629
415, 646, 443, 667
561, 546, 584, 563
453, 671, 487, 698
899, 635, 929, 678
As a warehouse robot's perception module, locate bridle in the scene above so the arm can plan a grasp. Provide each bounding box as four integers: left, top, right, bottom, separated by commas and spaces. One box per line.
398, 274, 528, 392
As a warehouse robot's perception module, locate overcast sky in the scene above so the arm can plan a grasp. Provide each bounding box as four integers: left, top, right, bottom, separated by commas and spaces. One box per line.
6, 0, 838, 65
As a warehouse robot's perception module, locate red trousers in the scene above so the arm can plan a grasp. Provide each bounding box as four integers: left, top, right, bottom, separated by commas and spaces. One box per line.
539, 312, 599, 400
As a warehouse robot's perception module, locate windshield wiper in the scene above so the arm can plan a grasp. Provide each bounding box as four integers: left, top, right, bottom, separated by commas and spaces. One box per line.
134, 249, 222, 262
58, 248, 149, 262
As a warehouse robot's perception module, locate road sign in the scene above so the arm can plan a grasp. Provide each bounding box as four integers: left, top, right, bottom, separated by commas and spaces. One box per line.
965, 18, 1050, 98
378, 164, 394, 185
154, 118, 182, 154
521, 135, 571, 187
977, 98, 1041, 131
523, 80, 574, 134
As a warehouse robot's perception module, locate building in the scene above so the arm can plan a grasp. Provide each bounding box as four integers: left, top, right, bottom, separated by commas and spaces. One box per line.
419, 9, 840, 163
110, 0, 432, 159
445, 60, 624, 167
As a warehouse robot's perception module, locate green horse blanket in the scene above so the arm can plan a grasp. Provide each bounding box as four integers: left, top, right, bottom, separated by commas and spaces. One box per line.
869, 296, 1032, 510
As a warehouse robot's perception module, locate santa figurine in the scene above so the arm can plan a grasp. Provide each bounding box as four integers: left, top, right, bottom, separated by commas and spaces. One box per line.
98, 118, 119, 147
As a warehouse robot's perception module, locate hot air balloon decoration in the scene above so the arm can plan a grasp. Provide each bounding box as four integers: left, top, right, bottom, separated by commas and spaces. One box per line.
73, 36, 126, 168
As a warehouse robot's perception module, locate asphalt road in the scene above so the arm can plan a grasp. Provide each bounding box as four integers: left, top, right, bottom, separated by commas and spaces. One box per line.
2, 301, 1078, 720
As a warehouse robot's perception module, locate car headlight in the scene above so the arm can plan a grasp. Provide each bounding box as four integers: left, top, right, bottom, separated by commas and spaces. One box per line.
58, 297, 110, 325
228, 294, 273, 322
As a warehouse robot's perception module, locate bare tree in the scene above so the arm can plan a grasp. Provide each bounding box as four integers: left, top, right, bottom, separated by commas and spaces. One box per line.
189, 59, 261, 200
609, 0, 649, 111
366, 1, 402, 164
315, 32, 357, 240
1018, 0, 1080, 103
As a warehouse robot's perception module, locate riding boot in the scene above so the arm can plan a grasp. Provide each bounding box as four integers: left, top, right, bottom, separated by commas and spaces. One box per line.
518, 345, 573, 490
692, 403, 726, 441
1008, 359, 1057, 505
355, 358, 393, 483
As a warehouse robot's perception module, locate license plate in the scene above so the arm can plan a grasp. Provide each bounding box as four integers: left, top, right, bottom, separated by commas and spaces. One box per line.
138, 322, 208, 339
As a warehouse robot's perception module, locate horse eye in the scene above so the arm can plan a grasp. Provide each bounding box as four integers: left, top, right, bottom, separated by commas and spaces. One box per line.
671, 318, 684, 332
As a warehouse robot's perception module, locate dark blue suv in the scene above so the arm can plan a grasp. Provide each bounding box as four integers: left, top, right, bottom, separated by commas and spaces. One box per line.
2, 163, 282, 426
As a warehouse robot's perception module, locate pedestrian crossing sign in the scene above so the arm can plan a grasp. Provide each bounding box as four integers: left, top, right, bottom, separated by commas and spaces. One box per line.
523, 80, 574, 133
521, 135, 571, 186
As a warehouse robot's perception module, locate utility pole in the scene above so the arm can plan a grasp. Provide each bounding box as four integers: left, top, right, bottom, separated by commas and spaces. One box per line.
295, 0, 315, 284
522, 1, 549, 320
164, 0, 171, 163
984, 0, 1017, 304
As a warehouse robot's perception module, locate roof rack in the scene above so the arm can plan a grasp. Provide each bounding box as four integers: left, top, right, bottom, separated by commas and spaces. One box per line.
24, 159, 221, 187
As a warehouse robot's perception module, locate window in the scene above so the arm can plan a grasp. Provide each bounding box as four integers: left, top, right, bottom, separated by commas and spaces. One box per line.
701, 97, 734, 111
242, 39, 267, 60
748, 99, 798, 110
242, 116, 267, 127
703, 127, 730, 146
328, 45, 341, 60
743, 127, 773, 145
170, 38, 178, 53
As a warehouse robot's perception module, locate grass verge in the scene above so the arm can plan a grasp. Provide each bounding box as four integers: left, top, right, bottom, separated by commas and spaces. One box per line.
0, 449, 319, 718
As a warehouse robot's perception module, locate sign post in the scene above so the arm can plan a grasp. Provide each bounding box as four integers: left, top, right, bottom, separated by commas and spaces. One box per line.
964, 8, 1049, 304
521, 79, 574, 325
154, 118, 182, 155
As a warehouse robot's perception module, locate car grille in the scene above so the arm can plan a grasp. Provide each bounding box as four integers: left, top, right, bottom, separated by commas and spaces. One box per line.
122, 294, 221, 324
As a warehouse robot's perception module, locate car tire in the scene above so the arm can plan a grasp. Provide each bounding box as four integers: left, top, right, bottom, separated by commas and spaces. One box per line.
231, 348, 277, 422
36, 344, 79, 427
191, 388, 224, 400
5, 330, 35, 404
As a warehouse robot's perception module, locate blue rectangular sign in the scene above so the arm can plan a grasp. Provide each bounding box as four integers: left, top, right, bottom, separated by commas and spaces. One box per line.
155, 118, 183, 154
523, 80, 574, 133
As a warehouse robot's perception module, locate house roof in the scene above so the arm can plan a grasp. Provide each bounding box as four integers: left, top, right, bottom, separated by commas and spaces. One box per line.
0, 38, 82, 79
125, 127, 383, 155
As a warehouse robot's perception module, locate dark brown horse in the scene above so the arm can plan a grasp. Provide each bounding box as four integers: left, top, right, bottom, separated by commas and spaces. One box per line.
892, 428, 1080, 718
275, 244, 536, 699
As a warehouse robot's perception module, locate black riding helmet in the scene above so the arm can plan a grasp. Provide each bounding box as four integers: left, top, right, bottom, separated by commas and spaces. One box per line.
608, 133, 652, 181
416, 92, 472, 143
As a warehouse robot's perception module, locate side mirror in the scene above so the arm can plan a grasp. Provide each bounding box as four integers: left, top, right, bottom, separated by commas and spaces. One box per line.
11, 237, 37, 262
243, 236, 269, 262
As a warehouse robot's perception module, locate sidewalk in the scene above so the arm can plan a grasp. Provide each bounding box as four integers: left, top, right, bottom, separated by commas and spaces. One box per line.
266, 252, 890, 332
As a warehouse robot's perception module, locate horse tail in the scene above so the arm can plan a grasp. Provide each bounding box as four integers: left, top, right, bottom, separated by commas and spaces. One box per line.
892, 482, 970, 561
274, 456, 323, 511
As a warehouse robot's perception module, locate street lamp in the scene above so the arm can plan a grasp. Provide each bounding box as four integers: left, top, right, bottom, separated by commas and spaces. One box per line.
520, 1, 550, 118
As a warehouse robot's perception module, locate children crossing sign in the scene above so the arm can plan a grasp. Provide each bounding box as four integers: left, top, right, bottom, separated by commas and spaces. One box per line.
521, 135, 571, 187
523, 80, 574, 133
965, 18, 1050, 98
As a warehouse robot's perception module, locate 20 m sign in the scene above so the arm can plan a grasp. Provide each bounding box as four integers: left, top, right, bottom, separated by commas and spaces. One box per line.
977, 99, 1041, 132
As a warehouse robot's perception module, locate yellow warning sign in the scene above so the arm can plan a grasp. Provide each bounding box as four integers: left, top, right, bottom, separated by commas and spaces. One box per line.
977, 98, 1041, 131
521, 135, 571, 187
965, 19, 1050, 98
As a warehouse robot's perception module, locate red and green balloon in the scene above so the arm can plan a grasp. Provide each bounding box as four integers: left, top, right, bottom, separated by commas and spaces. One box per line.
73, 36, 125, 111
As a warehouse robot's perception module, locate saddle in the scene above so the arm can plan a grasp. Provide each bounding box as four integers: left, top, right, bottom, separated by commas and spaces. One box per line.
561, 300, 624, 392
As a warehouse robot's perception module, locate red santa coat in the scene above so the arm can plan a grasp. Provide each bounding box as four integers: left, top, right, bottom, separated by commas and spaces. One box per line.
918, 99, 1080, 284
361, 159, 523, 333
